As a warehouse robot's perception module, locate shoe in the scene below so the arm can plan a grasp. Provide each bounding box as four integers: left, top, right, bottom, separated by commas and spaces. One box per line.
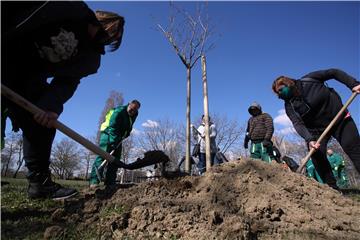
28, 175, 78, 200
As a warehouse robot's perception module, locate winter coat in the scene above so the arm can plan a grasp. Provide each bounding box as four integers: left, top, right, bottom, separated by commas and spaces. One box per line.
245, 113, 274, 142
3, 1, 104, 115
284, 69, 359, 142
195, 123, 217, 153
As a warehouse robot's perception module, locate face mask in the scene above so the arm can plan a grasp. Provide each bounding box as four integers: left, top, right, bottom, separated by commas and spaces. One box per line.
249, 108, 261, 116
278, 86, 293, 100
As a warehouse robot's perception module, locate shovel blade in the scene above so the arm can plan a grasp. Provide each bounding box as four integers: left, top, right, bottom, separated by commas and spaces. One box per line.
125, 150, 170, 170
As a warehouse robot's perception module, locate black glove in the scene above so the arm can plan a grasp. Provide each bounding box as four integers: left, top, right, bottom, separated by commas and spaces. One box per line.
262, 139, 272, 148
244, 135, 249, 149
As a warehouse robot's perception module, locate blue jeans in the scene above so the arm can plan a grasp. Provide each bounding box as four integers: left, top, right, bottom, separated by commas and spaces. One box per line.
198, 153, 215, 174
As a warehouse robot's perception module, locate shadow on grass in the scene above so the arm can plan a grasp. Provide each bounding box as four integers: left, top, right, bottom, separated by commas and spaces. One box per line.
1, 209, 53, 240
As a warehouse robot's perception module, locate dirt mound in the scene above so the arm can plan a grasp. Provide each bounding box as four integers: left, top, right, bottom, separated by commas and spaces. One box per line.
53, 159, 360, 239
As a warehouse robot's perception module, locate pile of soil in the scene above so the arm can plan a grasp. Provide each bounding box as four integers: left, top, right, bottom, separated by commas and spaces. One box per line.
48, 159, 360, 240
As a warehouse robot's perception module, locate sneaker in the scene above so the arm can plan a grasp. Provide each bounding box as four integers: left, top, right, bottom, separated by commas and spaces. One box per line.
28, 177, 78, 200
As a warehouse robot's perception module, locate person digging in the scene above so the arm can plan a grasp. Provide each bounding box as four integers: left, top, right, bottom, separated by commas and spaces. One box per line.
272, 68, 360, 190
89, 100, 140, 189
2, 1, 125, 200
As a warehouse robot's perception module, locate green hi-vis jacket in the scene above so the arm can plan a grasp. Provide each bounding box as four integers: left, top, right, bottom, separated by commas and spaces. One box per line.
100, 104, 138, 146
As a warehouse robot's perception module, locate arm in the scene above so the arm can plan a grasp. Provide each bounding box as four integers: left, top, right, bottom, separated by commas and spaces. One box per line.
302, 68, 360, 90
285, 103, 315, 143
209, 123, 217, 138
244, 121, 250, 149
36, 76, 81, 115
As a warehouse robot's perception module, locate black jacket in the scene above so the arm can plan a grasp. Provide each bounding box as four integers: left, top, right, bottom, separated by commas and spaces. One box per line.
285, 68, 359, 142
2, 1, 103, 115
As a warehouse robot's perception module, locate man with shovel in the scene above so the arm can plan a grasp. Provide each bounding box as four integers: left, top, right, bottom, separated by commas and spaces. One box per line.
2, 1, 125, 200
89, 100, 140, 188
272, 68, 360, 190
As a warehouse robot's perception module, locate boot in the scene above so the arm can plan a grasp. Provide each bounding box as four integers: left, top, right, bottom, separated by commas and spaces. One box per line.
27, 172, 78, 200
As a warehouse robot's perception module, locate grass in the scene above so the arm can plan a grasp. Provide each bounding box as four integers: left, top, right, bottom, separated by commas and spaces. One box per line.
1, 177, 94, 240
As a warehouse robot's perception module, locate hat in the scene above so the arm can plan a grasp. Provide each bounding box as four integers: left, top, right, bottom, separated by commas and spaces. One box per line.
248, 102, 262, 114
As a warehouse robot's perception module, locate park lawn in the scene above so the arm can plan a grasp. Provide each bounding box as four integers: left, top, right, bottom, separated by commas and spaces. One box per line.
1, 177, 93, 240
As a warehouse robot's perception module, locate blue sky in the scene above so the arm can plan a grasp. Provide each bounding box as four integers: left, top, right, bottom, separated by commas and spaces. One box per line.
30, 1, 360, 141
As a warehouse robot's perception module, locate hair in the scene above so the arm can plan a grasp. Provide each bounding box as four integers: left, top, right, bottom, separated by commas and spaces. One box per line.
272, 76, 301, 96
130, 99, 141, 108
95, 11, 125, 52
202, 114, 211, 121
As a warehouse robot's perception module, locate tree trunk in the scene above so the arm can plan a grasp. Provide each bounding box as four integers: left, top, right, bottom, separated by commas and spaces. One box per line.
201, 55, 212, 171
185, 66, 192, 173
4, 144, 14, 176
85, 156, 90, 180
13, 144, 23, 178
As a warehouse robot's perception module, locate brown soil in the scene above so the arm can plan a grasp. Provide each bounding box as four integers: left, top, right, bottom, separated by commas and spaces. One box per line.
50, 159, 360, 240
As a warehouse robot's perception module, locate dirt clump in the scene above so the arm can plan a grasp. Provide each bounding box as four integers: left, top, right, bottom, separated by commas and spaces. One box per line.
55, 159, 360, 239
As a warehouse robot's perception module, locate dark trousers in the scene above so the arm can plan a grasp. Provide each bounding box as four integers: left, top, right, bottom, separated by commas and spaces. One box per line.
11, 106, 56, 179
3, 71, 55, 180
198, 152, 215, 174
312, 116, 360, 187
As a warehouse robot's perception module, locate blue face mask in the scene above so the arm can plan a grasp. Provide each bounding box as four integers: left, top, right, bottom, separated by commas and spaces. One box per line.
278, 86, 293, 100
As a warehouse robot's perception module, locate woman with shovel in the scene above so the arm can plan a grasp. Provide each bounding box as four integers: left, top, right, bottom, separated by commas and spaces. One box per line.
272, 68, 360, 190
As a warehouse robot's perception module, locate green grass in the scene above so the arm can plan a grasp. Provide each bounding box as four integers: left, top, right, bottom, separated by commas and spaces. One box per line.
1, 177, 95, 240
99, 204, 125, 218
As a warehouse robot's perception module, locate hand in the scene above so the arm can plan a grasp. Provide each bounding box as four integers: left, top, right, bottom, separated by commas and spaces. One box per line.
33, 111, 58, 128
308, 141, 320, 150
352, 84, 360, 93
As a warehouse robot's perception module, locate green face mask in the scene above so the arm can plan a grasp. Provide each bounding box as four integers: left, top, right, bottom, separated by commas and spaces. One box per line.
278, 86, 293, 100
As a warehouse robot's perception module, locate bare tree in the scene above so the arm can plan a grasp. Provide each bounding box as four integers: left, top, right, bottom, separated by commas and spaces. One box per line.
96, 91, 124, 143
157, 2, 215, 173
137, 119, 181, 170
78, 136, 97, 180
12, 135, 24, 178
1, 132, 21, 176
119, 134, 135, 183
192, 114, 245, 156
51, 138, 81, 179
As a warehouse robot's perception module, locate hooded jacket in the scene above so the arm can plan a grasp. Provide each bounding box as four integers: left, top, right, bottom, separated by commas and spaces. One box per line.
245, 103, 274, 142
284, 68, 359, 142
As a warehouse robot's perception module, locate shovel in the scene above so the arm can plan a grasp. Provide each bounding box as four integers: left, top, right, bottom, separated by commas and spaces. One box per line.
297, 92, 358, 174
94, 139, 123, 182
1, 84, 168, 172
1, 84, 124, 167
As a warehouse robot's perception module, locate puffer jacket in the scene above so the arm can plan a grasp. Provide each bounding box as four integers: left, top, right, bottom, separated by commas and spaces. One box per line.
246, 113, 274, 142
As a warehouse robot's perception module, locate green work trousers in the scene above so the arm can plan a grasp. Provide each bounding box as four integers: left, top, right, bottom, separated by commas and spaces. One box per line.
250, 142, 274, 163
90, 132, 122, 186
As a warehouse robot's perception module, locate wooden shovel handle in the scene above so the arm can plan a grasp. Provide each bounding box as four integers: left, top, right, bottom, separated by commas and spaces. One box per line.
1, 84, 116, 163
297, 92, 358, 173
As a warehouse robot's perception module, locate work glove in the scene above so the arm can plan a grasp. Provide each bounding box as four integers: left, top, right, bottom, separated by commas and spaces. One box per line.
262, 139, 272, 148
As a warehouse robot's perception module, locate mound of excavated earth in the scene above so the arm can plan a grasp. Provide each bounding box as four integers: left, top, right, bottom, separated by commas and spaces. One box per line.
48, 159, 360, 240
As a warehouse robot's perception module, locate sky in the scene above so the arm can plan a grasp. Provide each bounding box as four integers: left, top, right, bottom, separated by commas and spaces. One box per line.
6, 1, 359, 143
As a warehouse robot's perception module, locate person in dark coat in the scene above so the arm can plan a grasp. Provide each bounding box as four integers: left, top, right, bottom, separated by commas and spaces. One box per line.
244, 102, 275, 163
272, 68, 360, 189
2, 1, 125, 200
